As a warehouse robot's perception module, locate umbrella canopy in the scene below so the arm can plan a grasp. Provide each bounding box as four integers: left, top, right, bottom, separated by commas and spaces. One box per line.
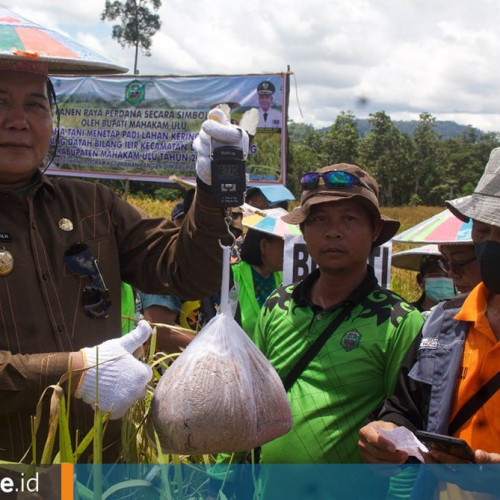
0, 6, 127, 74
242, 207, 302, 239
393, 201, 472, 244
391, 244, 442, 272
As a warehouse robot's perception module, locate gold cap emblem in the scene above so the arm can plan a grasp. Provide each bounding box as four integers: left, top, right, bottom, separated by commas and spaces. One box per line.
58, 218, 74, 232
0, 249, 14, 276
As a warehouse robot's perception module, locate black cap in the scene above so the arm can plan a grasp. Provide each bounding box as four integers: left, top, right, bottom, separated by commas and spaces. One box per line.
257, 81, 275, 95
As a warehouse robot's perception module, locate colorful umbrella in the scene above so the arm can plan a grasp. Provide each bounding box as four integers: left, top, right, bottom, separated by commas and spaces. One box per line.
242, 207, 302, 239
393, 198, 472, 244
0, 6, 127, 74
391, 244, 441, 272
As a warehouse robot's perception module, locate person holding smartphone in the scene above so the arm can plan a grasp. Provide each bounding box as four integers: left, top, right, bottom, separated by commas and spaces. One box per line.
358, 149, 500, 496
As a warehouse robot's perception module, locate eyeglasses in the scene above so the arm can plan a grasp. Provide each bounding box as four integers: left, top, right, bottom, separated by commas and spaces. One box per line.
438, 255, 477, 276
64, 243, 111, 319
300, 170, 375, 193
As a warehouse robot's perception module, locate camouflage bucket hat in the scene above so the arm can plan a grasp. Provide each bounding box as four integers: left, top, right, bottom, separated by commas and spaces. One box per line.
282, 163, 400, 246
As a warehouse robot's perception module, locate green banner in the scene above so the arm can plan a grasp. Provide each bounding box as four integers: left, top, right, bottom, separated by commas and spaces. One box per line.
48, 73, 289, 184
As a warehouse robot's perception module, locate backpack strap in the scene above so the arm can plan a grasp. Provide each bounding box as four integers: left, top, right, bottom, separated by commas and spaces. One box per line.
448, 372, 500, 436
283, 305, 354, 392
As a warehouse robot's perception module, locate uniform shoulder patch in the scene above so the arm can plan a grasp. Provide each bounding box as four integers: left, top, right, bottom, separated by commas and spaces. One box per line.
264, 284, 294, 314
356, 288, 416, 328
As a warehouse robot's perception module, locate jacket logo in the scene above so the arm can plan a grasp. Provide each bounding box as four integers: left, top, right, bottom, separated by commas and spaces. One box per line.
340, 330, 362, 352
420, 338, 439, 350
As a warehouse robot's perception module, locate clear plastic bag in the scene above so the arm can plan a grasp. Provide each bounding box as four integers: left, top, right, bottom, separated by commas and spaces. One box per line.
150, 246, 292, 454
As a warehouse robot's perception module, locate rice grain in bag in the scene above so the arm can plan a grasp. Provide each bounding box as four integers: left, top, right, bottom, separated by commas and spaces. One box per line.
150, 245, 292, 454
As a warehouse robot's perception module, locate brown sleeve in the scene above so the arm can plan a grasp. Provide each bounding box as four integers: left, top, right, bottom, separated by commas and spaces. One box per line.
0, 350, 70, 414
115, 186, 232, 300
170, 187, 232, 298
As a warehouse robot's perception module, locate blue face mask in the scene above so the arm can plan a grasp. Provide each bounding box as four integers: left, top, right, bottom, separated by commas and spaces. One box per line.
424, 277, 456, 303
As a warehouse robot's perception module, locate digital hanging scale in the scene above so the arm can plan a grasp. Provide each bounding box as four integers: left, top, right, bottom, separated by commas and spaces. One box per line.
211, 143, 247, 207
206, 108, 249, 208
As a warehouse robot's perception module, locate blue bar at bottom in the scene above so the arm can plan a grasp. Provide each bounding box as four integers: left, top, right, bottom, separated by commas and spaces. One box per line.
72, 463, 500, 500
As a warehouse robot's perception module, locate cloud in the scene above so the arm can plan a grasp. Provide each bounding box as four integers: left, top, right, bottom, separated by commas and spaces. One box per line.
14, 0, 500, 132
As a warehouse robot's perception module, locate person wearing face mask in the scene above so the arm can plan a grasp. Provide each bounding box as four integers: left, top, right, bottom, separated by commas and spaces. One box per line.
391, 247, 456, 313
359, 149, 500, 498
414, 255, 456, 312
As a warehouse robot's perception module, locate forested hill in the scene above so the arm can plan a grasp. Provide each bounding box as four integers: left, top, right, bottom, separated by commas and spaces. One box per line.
290, 119, 485, 140
285, 111, 500, 207
356, 119, 480, 139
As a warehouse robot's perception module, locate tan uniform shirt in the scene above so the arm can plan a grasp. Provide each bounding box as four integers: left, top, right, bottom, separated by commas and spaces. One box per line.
0, 174, 229, 461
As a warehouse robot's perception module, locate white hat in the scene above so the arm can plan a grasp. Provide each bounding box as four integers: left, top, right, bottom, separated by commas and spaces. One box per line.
391, 244, 442, 272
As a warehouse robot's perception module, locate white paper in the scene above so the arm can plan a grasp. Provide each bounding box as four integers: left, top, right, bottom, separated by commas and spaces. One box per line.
377, 426, 429, 463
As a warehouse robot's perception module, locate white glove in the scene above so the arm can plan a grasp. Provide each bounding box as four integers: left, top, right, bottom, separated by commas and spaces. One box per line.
75, 320, 153, 419
193, 108, 249, 185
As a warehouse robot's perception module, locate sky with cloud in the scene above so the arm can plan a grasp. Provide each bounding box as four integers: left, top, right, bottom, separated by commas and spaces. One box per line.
14, 0, 500, 132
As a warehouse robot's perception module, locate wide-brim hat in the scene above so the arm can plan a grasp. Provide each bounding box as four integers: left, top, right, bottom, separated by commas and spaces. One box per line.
391, 244, 441, 272
282, 163, 400, 246
243, 207, 302, 239
245, 185, 295, 206
392, 199, 472, 244
0, 6, 127, 75
446, 148, 500, 229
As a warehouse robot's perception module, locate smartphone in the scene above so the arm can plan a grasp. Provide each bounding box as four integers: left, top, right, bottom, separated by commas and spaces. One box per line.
415, 430, 475, 462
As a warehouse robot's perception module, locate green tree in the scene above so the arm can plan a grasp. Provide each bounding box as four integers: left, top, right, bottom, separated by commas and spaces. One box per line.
358, 111, 414, 205
286, 112, 500, 206
436, 129, 500, 203
304, 128, 325, 155
288, 120, 315, 141
413, 112, 440, 202
101, 0, 162, 74
323, 111, 360, 165
287, 142, 324, 197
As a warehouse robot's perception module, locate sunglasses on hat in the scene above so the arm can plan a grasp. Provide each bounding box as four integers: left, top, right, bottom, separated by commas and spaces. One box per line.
64, 243, 111, 319
300, 170, 375, 193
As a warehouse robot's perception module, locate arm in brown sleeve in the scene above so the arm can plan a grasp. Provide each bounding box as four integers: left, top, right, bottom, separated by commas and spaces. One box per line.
115, 184, 233, 300
0, 350, 70, 414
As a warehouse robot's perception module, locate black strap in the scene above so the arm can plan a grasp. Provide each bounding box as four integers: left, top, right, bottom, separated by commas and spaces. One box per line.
283, 305, 354, 392
448, 371, 500, 436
